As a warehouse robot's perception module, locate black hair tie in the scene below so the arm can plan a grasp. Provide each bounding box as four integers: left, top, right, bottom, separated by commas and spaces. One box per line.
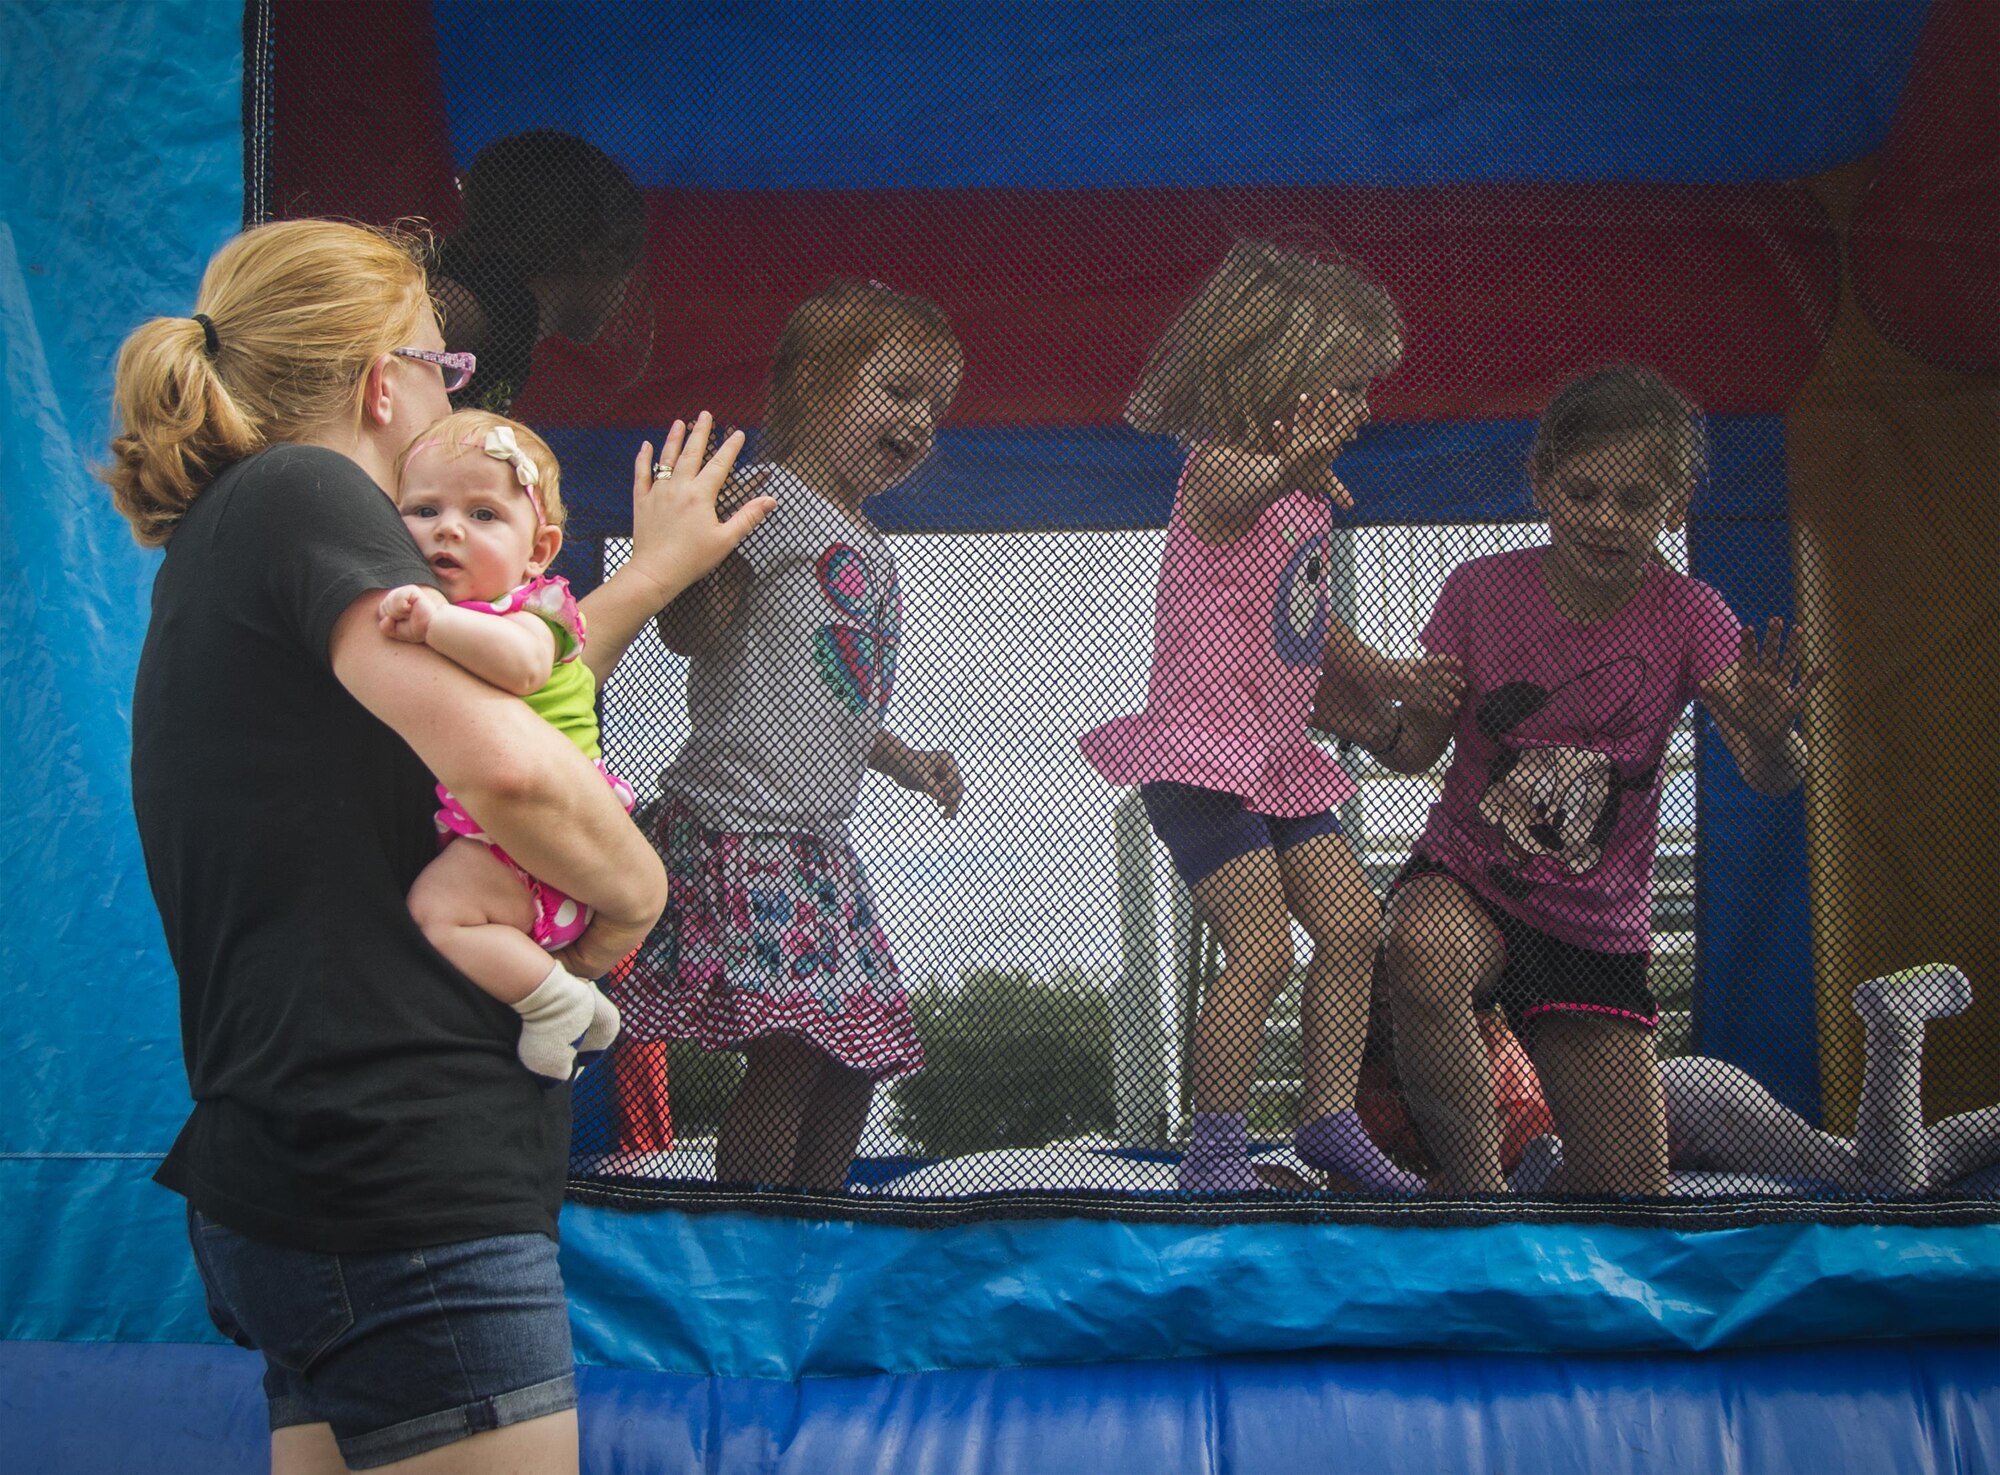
191, 313, 220, 358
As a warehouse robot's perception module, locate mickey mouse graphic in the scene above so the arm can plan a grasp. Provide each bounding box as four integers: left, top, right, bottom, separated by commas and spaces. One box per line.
1473, 656, 1661, 899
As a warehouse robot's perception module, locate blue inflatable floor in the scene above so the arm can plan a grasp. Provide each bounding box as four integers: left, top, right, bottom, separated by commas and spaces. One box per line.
3, 1336, 1995, 1474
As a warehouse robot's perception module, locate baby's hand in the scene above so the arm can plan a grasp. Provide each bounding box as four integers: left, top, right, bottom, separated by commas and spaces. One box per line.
1376, 654, 1466, 718
903, 749, 964, 821
378, 584, 448, 645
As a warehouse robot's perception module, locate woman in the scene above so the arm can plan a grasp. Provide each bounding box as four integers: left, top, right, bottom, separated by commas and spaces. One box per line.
429, 130, 647, 414
107, 218, 756, 1474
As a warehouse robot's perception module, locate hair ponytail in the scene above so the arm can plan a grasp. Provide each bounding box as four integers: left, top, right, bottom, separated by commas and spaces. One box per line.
103, 316, 262, 547
100, 219, 430, 547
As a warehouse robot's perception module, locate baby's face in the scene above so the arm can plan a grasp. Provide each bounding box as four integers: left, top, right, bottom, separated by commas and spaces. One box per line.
396, 446, 542, 604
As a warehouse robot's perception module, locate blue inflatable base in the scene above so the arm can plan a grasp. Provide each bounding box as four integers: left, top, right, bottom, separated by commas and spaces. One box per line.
3, 1336, 1995, 1474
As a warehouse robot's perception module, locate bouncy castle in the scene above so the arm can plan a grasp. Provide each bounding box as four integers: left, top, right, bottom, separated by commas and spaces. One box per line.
3, 0, 1998, 1468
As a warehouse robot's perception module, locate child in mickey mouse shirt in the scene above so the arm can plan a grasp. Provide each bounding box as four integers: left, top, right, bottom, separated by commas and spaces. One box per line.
1314, 366, 1819, 1197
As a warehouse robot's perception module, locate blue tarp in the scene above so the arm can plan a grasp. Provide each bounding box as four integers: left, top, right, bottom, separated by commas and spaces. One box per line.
0, 0, 239, 1172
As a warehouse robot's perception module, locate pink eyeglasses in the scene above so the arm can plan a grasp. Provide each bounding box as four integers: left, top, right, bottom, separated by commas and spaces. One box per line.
393, 347, 478, 393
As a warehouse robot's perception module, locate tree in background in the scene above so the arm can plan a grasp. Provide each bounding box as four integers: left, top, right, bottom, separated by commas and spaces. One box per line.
891, 969, 1116, 1159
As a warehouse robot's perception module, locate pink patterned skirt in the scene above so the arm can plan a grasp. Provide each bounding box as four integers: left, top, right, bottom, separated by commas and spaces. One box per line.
609, 796, 924, 1080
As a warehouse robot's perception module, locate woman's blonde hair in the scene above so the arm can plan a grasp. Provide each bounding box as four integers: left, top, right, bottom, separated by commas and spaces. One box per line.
395, 409, 566, 530
762, 281, 963, 465
101, 218, 432, 547
1126, 239, 1404, 453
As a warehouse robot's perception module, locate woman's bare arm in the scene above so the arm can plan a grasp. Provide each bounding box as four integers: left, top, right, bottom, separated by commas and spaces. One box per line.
655, 553, 750, 658
330, 592, 665, 976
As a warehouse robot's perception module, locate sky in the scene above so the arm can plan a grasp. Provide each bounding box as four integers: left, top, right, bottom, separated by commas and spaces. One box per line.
598, 519, 1695, 993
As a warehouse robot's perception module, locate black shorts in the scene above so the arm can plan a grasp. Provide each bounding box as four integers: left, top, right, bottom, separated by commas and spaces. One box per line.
1391, 854, 1658, 1040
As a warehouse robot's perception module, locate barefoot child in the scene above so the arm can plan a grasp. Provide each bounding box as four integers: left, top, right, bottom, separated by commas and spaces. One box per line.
617, 282, 965, 1190
1081, 240, 1462, 1193
1321, 365, 1821, 1195
382, 409, 763, 1084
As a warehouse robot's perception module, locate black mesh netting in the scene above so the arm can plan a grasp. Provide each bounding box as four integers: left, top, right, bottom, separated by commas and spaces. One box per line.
258, 0, 1999, 1220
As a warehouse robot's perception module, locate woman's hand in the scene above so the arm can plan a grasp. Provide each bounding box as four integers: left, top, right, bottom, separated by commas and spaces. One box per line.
579, 413, 778, 684
622, 413, 776, 611
555, 914, 653, 984
378, 584, 448, 645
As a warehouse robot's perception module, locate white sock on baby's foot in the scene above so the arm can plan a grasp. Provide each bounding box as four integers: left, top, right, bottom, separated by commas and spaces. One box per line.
576, 985, 621, 1069
513, 963, 597, 1084
1854, 964, 1972, 1040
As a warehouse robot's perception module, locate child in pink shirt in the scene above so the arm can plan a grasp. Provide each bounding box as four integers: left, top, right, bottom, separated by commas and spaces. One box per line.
1081, 240, 1460, 1193
1314, 365, 1819, 1196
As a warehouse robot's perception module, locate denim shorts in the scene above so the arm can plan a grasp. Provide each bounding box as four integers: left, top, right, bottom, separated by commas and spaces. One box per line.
1139, 780, 1346, 888
187, 1209, 577, 1470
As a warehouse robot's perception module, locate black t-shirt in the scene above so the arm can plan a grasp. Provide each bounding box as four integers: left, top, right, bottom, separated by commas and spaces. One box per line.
134, 444, 570, 1252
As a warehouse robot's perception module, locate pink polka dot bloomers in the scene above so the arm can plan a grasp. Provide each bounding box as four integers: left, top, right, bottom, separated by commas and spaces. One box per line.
427, 574, 635, 952
433, 766, 636, 950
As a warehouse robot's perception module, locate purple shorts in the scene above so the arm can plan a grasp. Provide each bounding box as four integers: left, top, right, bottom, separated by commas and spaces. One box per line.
1139, 781, 1346, 888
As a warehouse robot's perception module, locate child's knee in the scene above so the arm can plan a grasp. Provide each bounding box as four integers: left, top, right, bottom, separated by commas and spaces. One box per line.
1303, 909, 1379, 965
1382, 925, 1460, 1008
1220, 933, 1295, 995
406, 868, 460, 936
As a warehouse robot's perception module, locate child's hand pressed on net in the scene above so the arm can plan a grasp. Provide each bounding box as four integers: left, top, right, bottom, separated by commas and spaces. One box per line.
1698, 617, 1823, 753
1273, 390, 1362, 509
378, 584, 449, 645
622, 412, 777, 610
887, 746, 964, 820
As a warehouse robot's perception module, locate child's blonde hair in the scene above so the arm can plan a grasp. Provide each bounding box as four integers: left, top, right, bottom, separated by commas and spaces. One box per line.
1126, 239, 1404, 454
101, 219, 432, 547
762, 281, 963, 465
397, 409, 566, 530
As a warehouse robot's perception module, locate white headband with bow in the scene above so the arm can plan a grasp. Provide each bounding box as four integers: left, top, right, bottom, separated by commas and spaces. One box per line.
481, 425, 548, 526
